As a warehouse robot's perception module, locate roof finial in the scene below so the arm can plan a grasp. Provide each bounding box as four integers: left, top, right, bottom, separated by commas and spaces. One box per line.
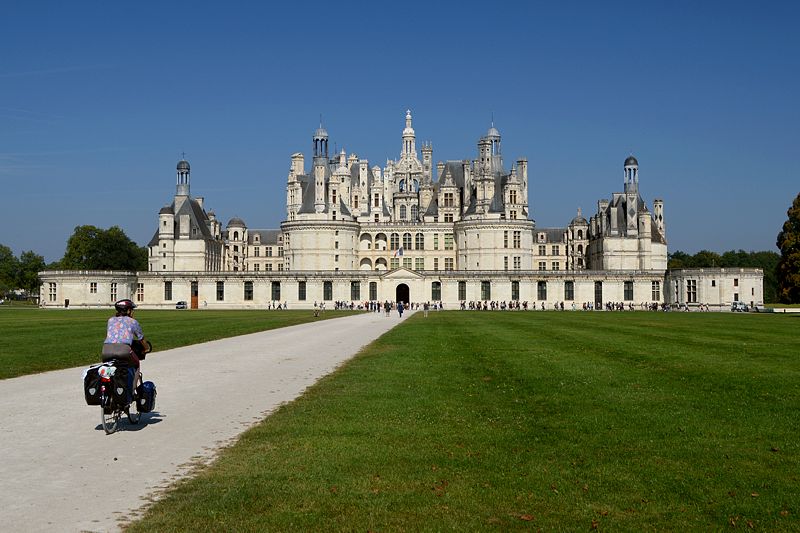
491, 111, 494, 128
181, 151, 186, 160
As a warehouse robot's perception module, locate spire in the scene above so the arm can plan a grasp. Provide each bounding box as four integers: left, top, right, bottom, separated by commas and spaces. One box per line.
402, 109, 416, 158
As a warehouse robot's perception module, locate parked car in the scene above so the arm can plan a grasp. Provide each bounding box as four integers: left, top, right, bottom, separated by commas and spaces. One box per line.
175, 301, 188, 309
731, 301, 749, 312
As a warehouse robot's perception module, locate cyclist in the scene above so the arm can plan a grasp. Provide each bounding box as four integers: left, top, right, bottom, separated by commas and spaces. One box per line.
102, 299, 148, 401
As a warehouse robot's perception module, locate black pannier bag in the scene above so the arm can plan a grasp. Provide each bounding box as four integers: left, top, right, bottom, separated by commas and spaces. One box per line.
112, 368, 131, 404
83, 365, 103, 405
136, 381, 157, 413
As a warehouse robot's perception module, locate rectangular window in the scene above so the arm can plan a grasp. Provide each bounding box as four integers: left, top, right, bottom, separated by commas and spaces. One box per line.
432, 281, 441, 301
415, 258, 424, 270
433, 234, 439, 250
266, 263, 273, 271
510, 211, 517, 220
266, 247, 273, 257
511, 281, 520, 301
711, 280, 716, 287
538, 261, 546, 271
298, 281, 307, 301
216, 281, 224, 301
444, 192, 454, 207
390, 258, 400, 269
552, 245, 560, 256
369, 281, 377, 301
254, 247, 260, 257
270, 281, 280, 301
90, 282, 98, 294
551, 262, 560, 271
504, 256, 508, 270
278, 263, 284, 271
433, 258, 439, 271
110, 282, 117, 302
278, 246, 284, 257
504, 231, 509, 248
513, 256, 521, 270
513, 231, 521, 248
458, 281, 467, 301
537, 281, 547, 301
49, 282, 57, 302
374, 193, 380, 207
444, 258, 454, 270
687, 280, 697, 303
254, 263, 260, 271
402, 257, 412, 269
734, 278, 739, 287
136, 283, 144, 302
351, 281, 360, 301
624, 281, 634, 301
538, 245, 546, 256
481, 281, 491, 301
652, 281, 660, 301
244, 281, 254, 301
323, 281, 333, 301
444, 233, 454, 250
164, 281, 172, 301
444, 213, 454, 223
564, 280, 574, 300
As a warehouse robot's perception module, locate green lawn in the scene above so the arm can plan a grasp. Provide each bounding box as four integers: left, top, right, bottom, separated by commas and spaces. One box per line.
123, 311, 799, 532
0, 308, 349, 380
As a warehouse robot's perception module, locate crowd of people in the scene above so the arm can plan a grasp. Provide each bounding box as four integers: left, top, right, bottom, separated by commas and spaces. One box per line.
303, 299, 713, 314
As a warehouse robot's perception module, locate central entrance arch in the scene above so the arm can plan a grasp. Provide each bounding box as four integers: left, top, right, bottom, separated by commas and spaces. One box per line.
396, 283, 410, 304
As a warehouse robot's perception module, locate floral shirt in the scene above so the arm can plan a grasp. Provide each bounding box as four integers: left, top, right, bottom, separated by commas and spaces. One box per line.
104, 316, 144, 345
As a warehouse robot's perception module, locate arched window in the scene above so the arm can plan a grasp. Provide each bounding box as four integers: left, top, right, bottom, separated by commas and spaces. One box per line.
577, 244, 583, 253
413, 180, 419, 192
577, 229, 583, 239
390, 233, 399, 250
399, 205, 407, 220
399, 179, 405, 192
403, 233, 412, 250
233, 231, 239, 240
415, 233, 424, 250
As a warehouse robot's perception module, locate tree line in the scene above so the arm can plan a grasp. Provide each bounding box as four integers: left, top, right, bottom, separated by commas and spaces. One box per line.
0, 225, 146, 300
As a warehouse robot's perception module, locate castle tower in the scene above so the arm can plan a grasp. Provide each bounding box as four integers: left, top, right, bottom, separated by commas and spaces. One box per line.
402, 109, 416, 158
313, 125, 328, 214
176, 158, 190, 197
624, 155, 639, 231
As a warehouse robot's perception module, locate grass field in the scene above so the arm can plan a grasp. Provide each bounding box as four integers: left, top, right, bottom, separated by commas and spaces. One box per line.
0, 308, 349, 380
117, 311, 800, 532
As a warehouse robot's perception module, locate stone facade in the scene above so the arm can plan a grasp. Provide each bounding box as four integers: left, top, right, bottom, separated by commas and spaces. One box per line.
39, 111, 763, 310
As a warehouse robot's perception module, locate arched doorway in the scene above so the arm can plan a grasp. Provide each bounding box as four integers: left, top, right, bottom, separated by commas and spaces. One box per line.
396, 283, 410, 305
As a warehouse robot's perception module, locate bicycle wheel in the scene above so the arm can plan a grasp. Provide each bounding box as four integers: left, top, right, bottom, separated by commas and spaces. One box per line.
101, 405, 120, 434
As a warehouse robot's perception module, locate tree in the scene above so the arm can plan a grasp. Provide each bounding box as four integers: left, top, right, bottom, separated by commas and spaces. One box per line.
0, 244, 20, 297
17, 251, 46, 295
667, 250, 693, 269
776, 192, 800, 303
60, 225, 148, 271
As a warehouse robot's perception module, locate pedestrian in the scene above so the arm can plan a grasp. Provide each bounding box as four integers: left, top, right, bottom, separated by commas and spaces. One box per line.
423, 301, 429, 317
398, 301, 404, 318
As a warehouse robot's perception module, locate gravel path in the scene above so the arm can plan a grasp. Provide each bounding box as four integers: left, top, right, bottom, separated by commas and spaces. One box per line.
0, 311, 408, 532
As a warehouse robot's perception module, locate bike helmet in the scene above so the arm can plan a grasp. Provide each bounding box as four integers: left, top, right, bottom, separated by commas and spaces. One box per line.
114, 299, 137, 314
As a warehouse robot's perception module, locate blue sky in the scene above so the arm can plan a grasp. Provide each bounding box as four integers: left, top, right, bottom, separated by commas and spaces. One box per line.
1, 1, 798, 263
